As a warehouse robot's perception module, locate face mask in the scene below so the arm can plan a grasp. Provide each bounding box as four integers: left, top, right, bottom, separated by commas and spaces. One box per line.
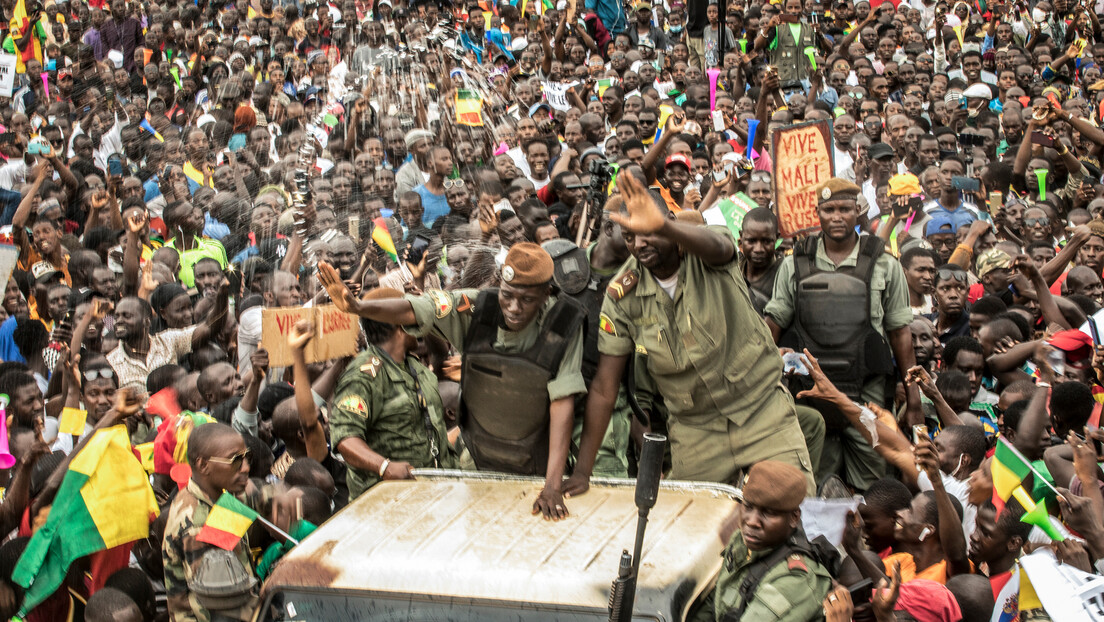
669, 24, 683, 33
1032, 8, 1047, 22
951, 454, 966, 479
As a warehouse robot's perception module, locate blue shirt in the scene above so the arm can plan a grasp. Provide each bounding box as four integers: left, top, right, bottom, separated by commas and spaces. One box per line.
413, 184, 450, 227
0, 316, 25, 364
204, 212, 231, 241
926, 199, 978, 232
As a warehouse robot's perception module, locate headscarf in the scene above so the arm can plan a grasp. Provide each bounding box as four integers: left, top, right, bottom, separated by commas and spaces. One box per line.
233, 105, 257, 135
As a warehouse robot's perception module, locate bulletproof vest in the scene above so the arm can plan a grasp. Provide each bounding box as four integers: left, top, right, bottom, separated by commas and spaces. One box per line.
460, 289, 586, 475
785, 235, 894, 407
770, 22, 814, 86
571, 274, 613, 381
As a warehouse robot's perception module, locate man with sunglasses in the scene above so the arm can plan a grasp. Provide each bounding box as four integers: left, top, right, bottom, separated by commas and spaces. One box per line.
163, 422, 265, 621
766, 178, 921, 491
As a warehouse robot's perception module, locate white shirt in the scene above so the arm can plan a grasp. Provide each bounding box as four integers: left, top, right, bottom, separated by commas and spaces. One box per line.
106, 326, 197, 392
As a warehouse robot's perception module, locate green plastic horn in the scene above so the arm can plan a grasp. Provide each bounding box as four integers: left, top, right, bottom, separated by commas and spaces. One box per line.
1035, 169, 1049, 201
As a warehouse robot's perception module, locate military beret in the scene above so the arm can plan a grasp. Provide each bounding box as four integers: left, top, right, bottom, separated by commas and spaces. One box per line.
814, 178, 861, 205
363, 286, 404, 301
741, 461, 806, 512
502, 243, 554, 286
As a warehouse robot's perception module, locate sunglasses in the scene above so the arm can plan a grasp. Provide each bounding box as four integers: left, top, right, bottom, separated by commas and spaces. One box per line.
443, 178, 466, 190
937, 267, 968, 283
83, 368, 115, 382
208, 449, 252, 469
1024, 217, 1050, 228
749, 172, 771, 183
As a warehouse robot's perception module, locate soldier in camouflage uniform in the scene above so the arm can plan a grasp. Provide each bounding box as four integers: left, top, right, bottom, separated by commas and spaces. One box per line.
712, 461, 833, 622
331, 287, 458, 501
162, 422, 264, 622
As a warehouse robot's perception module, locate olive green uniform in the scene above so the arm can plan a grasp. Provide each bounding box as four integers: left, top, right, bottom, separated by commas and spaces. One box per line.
402, 288, 586, 404
713, 529, 832, 622
597, 230, 814, 491
162, 480, 267, 622
765, 236, 913, 489
331, 346, 458, 500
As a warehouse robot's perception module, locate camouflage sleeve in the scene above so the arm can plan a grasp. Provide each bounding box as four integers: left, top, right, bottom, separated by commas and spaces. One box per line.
402, 288, 478, 351
330, 371, 375, 450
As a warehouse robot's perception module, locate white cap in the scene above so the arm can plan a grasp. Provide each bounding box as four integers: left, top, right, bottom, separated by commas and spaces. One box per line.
963, 83, 992, 99
197, 113, 217, 128
108, 49, 124, 69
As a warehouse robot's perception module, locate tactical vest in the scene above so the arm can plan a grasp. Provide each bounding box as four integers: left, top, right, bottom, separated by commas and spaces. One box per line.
785, 235, 894, 410
770, 22, 815, 86
460, 289, 585, 475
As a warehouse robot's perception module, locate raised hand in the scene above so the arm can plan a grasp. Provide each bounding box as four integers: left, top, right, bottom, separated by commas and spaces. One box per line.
317, 262, 360, 314
287, 320, 314, 351
609, 171, 667, 234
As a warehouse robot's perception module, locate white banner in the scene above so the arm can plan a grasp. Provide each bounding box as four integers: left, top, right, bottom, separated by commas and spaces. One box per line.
542, 81, 579, 112
0, 54, 16, 98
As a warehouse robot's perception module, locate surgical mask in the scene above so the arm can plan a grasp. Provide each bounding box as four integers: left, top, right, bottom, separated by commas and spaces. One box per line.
669, 25, 683, 33
1032, 8, 1047, 22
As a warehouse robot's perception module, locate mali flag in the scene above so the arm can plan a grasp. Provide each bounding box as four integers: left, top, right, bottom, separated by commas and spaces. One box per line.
13, 426, 158, 612
372, 217, 399, 264
196, 493, 259, 550
10, 0, 43, 74
991, 437, 1032, 513
455, 90, 484, 127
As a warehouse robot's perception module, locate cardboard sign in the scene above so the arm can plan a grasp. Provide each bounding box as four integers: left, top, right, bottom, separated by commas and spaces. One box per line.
261, 304, 359, 367
771, 120, 834, 237
0, 54, 15, 98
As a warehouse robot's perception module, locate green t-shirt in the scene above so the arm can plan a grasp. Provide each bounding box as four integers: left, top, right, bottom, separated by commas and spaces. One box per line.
255, 520, 317, 580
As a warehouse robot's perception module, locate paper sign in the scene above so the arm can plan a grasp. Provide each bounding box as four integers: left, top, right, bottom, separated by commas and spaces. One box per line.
0, 54, 16, 98
0, 244, 19, 295
715, 192, 757, 240
800, 495, 862, 547
771, 119, 834, 237
542, 81, 579, 112
261, 304, 359, 367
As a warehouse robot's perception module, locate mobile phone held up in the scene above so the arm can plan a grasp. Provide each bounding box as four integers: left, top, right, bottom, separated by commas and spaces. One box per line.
1031, 131, 1054, 148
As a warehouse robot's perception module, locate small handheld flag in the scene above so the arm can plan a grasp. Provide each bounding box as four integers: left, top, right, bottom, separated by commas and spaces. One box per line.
197, 493, 260, 550
455, 90, 484, 127
371, 217, 399, 264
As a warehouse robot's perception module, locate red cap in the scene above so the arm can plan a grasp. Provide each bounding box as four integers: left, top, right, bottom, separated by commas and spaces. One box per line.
665, 153, 691, 171
1048, 329, 1093, 368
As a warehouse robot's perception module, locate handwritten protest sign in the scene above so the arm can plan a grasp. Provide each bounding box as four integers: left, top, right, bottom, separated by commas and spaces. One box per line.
542, 81, 579, 112
261, 304, 359, 367
0, 54, 16, 98
771, 120, 834, 237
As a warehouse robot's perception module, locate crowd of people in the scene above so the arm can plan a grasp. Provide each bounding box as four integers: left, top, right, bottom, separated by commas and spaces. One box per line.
3, 0, 1104, 619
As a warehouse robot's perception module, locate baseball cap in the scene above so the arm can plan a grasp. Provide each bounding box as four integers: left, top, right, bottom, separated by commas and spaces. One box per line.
925, 215, 958, 237
528, 102, 551, 118
665, 153, 691, 171
868, 143, 896, 160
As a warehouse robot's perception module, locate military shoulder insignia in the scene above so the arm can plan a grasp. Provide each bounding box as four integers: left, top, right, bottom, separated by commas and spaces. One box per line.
786, 554, 808, 573
606, 270, 638, 300
360, 356, 382, 378
635, 344, 648, 355
456, 293, 472, 313
338, 395, 368, 415
427, 289, 453, 319
599, 313, 617, 336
